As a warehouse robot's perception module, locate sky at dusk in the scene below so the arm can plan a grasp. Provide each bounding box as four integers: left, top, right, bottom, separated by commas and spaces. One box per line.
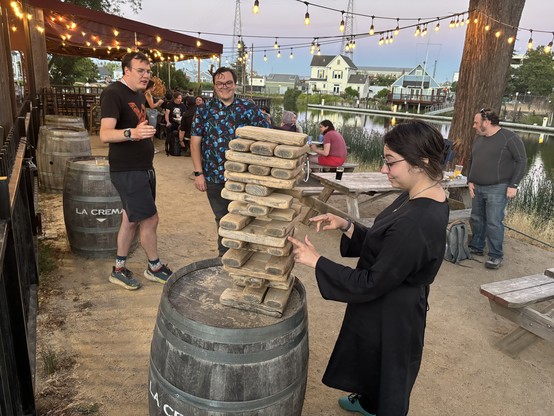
120, 0, 554, 83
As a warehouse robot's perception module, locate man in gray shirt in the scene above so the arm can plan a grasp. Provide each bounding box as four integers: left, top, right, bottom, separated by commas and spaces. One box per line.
467, 108, 527, 269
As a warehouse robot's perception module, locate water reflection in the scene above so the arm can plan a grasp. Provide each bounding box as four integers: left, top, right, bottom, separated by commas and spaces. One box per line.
300, 110, 553, 181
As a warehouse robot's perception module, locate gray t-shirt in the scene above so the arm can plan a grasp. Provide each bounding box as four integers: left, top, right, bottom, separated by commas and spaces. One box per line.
467, 128, 527, 188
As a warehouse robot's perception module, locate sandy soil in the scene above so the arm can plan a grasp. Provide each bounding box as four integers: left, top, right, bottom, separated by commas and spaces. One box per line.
34, 135, 554, 415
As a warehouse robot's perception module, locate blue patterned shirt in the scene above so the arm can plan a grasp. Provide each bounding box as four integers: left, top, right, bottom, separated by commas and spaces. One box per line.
192, 96, 270, 183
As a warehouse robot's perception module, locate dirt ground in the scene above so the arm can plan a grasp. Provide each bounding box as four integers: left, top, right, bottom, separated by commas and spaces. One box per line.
35, 135, 554, 416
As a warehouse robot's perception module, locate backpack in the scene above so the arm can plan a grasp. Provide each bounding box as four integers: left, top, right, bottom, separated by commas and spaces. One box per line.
444, 221, 472, 264
165, 130, 181, 156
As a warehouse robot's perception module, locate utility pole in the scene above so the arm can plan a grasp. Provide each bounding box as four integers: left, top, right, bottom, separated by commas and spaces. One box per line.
340, 0, 354, 59
232, 0, 242, 64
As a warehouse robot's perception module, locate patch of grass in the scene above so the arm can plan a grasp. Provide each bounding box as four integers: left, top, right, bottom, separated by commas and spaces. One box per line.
38, 240, 58, 275
41, 347, 60, 376
75, 403, 101, 415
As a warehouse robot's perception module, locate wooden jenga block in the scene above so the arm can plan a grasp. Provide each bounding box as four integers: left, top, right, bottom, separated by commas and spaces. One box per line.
242, 286, 269, 304
246, 203, 272, 216
264, 284, 295, 310
236, 126, 307, 146
219, 213, 252, 230
219, 224, 289, 248
220, 288, 284, 318
223, 252, 290, 282
271, 165, 302, 180
265, 253, 295, 276
274, 144, 310, 159
231, 274, 264, 288
245, 184, 274, 197
221, 188, 293, 209
229, 138, 256, 152
221, 248, 254, 267
224, 171, 297, 190
224, 180, 246, 192
221, 238, 246, 250
224, 161, 249, 172
264, 217, 298, 237
248, 164, 272, 176
226, 150, 301, 170
223, 240, 292, 257
250, 141, 278, 156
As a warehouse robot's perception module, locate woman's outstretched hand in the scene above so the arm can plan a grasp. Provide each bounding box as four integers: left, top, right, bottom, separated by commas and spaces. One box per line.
309, 213, 348, 233
288, 235, 320, 268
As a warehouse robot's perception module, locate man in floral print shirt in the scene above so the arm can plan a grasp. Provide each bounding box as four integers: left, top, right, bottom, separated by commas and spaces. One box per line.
191, 67, 270, 256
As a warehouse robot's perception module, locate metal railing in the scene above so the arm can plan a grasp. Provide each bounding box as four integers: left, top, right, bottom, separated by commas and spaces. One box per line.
0, 98, 40, 415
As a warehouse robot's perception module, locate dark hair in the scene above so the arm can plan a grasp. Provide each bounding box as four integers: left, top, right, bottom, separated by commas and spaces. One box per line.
185, 96, 196, 107
320, 120, 335, 133
213, 66, 237, 84
173, 91, 182, 100
121, 52, 149, 72
261, 105, 270, 114
479, 108, 500, 125
196, 95, 204, 102
165, 92, 172, 100
146, 80, 154, 90
383, 119, 445, 181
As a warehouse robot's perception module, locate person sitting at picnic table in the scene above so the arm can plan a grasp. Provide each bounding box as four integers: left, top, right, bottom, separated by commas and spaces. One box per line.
280, 110, 303, 133
309, 120, 347, 167
288, 119, 449, 416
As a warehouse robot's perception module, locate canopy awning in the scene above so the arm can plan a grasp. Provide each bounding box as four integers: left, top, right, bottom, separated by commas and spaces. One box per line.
9, 0, 222, 62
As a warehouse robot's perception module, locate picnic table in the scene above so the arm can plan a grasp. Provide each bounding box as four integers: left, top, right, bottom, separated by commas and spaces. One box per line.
298, 171, 471, 225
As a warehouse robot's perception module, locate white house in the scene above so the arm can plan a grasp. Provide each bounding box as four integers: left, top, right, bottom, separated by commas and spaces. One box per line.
389, 64, 446, 106
308, 54, 360, 95
264, 74, 300, 94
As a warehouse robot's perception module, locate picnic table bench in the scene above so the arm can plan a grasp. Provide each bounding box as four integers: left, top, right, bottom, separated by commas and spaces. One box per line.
310, 162, 359, 173
480, 268, 554, 357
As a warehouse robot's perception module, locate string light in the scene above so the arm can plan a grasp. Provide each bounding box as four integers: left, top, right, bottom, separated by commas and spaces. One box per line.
252, 0, 259, 14
394, 18, 400, 36
545, 33, 554, 53
274, 38, 279, 49
369, 16, 375, 35
378, 35, 384, 46
421, 24, 428, 37
290, 48, 294, 59
527, 30, 533, 49
414, 19, 421, 36
435, 18, 440, 32
339, 11, 345, 33
507, 36, 514, 44
277, 48, 281, 58
264, 50, 267, 61
196, 32, 201, 47
304, 3, 310, 26
495, 30, 501, 38
449, 17, 455, 28
484, 19, 491, 32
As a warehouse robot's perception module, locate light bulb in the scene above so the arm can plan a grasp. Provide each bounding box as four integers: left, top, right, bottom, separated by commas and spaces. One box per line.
252, 0, 259, 14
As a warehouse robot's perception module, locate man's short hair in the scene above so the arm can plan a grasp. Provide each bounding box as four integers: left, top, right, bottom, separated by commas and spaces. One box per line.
479, 108, 500, 125
121, 52, 150, 72
213, 67, 237, 84
173, 92, 182, 100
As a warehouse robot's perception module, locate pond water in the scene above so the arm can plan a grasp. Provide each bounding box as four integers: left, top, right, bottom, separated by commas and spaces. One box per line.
301, 110, 554, 182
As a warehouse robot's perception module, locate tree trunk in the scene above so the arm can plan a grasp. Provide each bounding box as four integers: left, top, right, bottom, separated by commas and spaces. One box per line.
449, 0, 525, 165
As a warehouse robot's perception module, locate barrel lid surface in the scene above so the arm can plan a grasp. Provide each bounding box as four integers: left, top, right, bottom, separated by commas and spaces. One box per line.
70, 157, 109, 166
166, 258, 304, 329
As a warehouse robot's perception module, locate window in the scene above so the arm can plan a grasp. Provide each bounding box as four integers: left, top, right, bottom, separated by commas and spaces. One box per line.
333, 85, 340, 94
317, 69, 325, 78
332, 70, 343, 80
337, 59, 341, 65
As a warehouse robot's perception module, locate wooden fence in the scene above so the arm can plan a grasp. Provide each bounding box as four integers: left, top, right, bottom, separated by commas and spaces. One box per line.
0, 99, 40, 415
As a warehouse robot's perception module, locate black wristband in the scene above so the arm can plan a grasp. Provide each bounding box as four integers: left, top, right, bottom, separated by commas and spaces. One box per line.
340, 219, 352, 233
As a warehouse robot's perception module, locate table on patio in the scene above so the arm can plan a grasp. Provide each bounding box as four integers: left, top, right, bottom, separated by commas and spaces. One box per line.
298, 171, 472, 225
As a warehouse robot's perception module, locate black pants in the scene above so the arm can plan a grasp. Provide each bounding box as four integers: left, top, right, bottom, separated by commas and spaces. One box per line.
206, 182, 230, 256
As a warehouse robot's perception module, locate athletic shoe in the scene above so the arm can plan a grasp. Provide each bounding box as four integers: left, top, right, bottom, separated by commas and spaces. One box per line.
470, 248, 484, 256
485, 257, 503, 269
109, 267, 141, 290
338, 394, 376, 416
144, 264, 173, 284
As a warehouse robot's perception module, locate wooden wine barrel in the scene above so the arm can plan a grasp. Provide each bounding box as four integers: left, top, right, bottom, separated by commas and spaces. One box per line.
44, 114, 85, 129
63, 156, 137, 258
37, 126, 91, 192
149, 258, 308, 416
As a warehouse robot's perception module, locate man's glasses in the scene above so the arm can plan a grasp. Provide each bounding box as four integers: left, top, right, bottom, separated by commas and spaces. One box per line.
215, 80, 235, 89
382, 158, 405, 169
130, 67, 152, 76
480, 108, 491, 120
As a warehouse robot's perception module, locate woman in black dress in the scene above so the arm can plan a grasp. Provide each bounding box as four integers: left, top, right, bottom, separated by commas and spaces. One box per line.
289, 120, 449, 416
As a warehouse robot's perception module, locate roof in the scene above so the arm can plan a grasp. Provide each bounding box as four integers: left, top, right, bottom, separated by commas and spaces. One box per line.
310, 54, 357, 69
357, 65, 412, 73
347, 74, 367, 84
265, 74, 300, 83
391, 64, 440, 89
10, 0, 222, 62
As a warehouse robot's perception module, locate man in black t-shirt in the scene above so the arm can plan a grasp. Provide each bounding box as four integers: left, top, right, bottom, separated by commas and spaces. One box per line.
100, 52, 173, 290
164, 92, 186, 138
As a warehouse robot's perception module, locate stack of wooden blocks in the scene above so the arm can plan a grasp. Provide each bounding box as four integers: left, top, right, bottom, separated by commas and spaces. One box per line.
219, 126, 309, 318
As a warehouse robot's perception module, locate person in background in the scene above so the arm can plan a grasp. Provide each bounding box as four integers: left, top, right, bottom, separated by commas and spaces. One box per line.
179, 95, 197, 156
190, 67, 270, 256
309, 119, 347, 167
99, 51, 173, 290
288, 120, 449, 416
144, 80, 163, 130
195, 95, 205, 107
280, 110, 303, 132
164, 92, 186, 140
467, 108, 527, 269
261, 105, 274, 127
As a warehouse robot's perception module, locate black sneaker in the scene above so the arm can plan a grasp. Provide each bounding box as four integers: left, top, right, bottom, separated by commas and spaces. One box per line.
109, 267, 141, 290
470, 247, 484, 256
144, 264, 173, 284
485, 257, 503, 269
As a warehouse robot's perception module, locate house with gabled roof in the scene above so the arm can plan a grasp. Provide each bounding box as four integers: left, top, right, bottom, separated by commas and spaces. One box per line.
389, 64, 446, 108
308, 54, 364, 95
264, 73, 301, 94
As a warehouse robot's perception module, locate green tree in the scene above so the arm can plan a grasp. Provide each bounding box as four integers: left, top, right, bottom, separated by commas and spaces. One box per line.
49, 56, 98, 84
373, 74, 397, 86
450, 81, 458, 93
154, 63, 189, 92
343, 87, 359, 99
507, 47, 554, 96
283, 88, 302, 112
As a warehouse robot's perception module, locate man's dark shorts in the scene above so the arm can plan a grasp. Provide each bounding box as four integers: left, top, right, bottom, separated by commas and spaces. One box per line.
110, 170, 157, 223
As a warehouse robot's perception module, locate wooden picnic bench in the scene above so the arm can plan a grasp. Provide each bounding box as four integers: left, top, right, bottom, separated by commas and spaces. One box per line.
480, 268, 554, 357
310, 162, 359, 173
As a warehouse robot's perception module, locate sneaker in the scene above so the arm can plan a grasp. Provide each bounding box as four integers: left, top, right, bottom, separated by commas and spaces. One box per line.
485, 257, 503, 269
109, 267, 141, 290
470, 248, 484, 256
144, 264, 173, 284
338, 394, 376, 416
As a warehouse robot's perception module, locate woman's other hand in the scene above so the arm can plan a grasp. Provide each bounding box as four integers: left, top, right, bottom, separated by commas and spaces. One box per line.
309, 213, 348, 232
288, 235, 320, 268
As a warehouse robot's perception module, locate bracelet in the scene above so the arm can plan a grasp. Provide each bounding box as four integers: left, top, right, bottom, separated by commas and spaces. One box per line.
340, 219, 352, 233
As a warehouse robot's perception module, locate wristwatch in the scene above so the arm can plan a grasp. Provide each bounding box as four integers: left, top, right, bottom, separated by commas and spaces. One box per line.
193, 171, 204, 177
123, 128, 133, 141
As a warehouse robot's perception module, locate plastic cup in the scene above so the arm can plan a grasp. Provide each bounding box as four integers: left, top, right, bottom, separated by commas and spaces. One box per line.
454, 164, 463, 177
335, 166, 344, 180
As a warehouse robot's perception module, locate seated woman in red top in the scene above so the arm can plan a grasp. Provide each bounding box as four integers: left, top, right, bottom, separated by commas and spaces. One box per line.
309, 120, 347, 167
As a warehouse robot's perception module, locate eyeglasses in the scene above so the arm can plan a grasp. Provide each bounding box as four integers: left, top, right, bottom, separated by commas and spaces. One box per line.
215, 80, 235, 89
480, 108, 491, 120
130, 67, 152, 76
382, 158, 405, 169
